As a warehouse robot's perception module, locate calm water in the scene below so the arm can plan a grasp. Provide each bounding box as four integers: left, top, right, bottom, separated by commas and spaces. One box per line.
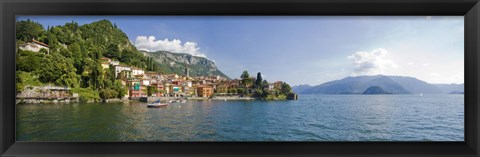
16, 94, 464, 141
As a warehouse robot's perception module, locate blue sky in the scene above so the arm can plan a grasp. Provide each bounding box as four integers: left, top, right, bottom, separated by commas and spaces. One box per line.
17, 16, 464, 86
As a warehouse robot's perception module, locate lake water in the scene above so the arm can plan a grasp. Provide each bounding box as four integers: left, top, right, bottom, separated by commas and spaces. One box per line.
16, 94, 464, 141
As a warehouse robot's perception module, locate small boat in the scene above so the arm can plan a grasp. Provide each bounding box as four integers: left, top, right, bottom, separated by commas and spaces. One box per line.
147, 100, 168, 108
420, 93, 423, 96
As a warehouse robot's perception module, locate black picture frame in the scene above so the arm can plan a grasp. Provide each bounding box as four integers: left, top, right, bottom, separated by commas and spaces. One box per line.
1, 0, 479, 156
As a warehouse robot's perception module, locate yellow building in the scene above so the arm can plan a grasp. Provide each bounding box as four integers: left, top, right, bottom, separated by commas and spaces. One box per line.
216, 84, 229, 94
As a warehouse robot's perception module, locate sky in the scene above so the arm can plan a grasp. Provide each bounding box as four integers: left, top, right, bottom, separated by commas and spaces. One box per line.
16, 16, 464, 86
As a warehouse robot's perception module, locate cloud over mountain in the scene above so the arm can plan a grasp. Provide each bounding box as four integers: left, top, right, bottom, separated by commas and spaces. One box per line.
347, 48, 397, 76
134, 36, 207, 58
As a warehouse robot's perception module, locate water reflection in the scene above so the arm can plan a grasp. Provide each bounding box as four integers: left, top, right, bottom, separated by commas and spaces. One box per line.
16, 94, 464, 141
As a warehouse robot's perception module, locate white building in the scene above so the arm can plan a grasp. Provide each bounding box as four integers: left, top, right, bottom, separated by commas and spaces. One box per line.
110, 60, 120, 66
142, 79, 150, 86
18, 39, 49, 54
115, 65, 131, 78
132, 67, 145, 76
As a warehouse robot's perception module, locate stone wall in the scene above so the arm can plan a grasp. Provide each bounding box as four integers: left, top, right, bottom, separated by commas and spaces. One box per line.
16, 86, 80, 104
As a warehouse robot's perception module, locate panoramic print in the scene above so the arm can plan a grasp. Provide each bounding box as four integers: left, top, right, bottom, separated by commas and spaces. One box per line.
15, 16, 464, 141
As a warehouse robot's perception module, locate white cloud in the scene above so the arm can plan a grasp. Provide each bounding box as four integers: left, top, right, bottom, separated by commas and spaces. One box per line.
134, 36, 207, 58
347, 48, 398, 76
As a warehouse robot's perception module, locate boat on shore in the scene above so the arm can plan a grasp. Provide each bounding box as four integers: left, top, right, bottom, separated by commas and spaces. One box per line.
147, 100, 168, 108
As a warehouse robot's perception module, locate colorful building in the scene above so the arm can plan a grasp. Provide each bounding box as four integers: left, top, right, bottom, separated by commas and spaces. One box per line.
197, 85, 214, 98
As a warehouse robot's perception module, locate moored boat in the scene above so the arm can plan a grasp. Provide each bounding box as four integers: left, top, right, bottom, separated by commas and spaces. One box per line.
147, 100, 168, 108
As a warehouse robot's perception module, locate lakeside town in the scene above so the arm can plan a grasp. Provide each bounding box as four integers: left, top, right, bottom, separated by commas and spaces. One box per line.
16, 39, 298, 104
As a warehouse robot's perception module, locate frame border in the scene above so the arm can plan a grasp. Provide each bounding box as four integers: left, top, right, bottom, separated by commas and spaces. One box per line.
1, 0, 479, 156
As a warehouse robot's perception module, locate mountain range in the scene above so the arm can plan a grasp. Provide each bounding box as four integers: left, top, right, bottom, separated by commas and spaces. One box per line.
141, 50, 230, 79
292, 75, 464, 94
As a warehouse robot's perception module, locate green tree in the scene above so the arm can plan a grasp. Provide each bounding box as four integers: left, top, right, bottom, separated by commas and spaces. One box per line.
262, 80, 268, 88
241, 70, 249, 79
240, 70, 253, 87
38, 53, 78, 87
280, 82, 292, 95
16, 19, 45, 42
237, 88, 246, 94
228, 88, 237, 94
147, 86, 157, 96
255, 72, 263, 88
16, 50, 43, 72
99, 89, 118, 99
113, 80, 127, 99
254, 88, 265, 98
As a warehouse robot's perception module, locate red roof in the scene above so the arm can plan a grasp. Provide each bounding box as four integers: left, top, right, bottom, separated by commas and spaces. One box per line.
31, 39, 49, 47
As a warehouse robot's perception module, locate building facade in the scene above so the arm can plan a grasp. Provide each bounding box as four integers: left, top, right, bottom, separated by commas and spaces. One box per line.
18, 39, 49, 54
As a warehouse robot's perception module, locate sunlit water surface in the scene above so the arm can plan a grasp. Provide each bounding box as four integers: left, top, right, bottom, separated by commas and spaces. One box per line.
16, 94, 464, 141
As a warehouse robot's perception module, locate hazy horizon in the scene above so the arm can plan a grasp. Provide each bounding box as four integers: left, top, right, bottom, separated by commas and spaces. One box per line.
17, 16, 464, 86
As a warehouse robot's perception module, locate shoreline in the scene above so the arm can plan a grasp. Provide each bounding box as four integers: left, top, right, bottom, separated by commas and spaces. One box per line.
16, 96, 259, 104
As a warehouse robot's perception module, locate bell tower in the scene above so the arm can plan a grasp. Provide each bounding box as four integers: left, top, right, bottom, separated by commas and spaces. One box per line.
184, 62, 189, 77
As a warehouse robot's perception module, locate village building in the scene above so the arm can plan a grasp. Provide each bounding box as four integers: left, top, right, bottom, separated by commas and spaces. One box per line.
110, 60, 120, 66
132, 67, 145, 76
268, 83, 275, 91
145, 72, 161, 80
150, 81, 165, 97
115, 65, 131, 78
127, 79, 143, 98
197, 85, 214, 98
100, 57, 111, 69
273, 81, 283, 89
18, 39, 49, 54
216, 84, 229, 94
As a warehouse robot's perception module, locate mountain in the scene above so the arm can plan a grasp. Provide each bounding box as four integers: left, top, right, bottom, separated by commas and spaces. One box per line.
292, 84, 313, 93
141, 50, 230, 79
434, 83, 464, 94
300, 75, 409, 94
362, 86, 392, 94
294, 75, 449, 94
387, 76, 443, 94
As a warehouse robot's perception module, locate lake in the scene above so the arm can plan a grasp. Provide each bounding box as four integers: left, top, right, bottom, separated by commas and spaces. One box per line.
16, 94, 464, 141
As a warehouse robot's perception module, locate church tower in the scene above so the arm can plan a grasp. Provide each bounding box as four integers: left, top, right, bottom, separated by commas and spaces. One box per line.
184, 62, 189, 77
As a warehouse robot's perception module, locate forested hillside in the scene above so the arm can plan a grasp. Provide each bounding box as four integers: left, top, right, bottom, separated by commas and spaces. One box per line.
16, 19, 163, 101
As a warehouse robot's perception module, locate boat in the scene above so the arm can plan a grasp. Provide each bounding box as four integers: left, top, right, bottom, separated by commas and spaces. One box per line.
169, 99, 187, 103
147, 100, 168, 108
420, 93, 423, 96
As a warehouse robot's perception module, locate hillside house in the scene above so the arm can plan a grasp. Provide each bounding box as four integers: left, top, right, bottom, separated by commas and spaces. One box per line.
132, 67, 145, 76
115, 65, 131, 78
18, 39, 49, 54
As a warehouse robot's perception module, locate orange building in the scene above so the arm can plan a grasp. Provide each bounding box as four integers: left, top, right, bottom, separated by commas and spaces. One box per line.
197, 85, 214, 98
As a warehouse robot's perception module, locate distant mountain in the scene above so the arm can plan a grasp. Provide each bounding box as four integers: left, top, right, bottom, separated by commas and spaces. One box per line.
387, 76, 443, 94
293, 75, 453, 94
362, 86, 392, 94
292, 84, 313, 94
141, 50, 230, 79
449, 91, 464, 94
434, 83, 464, 94
299, 75, 409, 94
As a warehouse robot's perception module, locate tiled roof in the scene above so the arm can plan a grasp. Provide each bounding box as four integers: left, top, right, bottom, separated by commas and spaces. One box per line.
31, 39, 49, 47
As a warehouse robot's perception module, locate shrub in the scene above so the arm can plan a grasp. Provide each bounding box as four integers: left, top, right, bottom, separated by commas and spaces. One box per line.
71, 87, 100, 102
